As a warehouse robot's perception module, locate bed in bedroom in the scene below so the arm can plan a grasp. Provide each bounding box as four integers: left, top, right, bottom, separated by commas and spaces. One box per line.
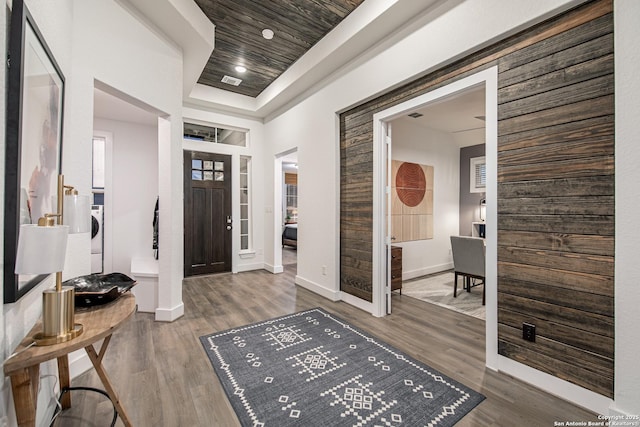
282, 223, 297, 248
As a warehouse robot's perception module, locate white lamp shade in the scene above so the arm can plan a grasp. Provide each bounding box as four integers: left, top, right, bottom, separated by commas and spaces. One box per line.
14, 224, 69, 274
63, 194, 91, 233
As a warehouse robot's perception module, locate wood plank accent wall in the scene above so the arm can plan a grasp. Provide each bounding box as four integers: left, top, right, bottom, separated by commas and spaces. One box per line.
339, 0, 614, 397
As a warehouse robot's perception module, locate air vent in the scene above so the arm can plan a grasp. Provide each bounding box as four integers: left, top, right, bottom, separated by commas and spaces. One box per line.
408, 112, 423, 118
221, 75, 242, 86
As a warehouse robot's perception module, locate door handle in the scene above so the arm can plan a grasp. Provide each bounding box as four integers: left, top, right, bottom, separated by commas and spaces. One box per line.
226, 225, 232, 230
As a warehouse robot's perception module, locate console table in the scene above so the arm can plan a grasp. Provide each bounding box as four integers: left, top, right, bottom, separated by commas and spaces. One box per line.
3, 293, 136, 427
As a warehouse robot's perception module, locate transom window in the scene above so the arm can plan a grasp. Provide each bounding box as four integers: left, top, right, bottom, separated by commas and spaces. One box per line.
184, 122, 247, 147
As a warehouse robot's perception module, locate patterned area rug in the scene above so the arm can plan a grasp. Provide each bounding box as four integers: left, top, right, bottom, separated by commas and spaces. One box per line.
200, 308, 484, 426
402, 272, 485, 321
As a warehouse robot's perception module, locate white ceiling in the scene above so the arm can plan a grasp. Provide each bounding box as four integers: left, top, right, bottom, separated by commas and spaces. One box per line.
93, 88, 158, 126
394, 85, 486, 147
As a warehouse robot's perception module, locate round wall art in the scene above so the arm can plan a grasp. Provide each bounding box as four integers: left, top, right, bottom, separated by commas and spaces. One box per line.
396, 162, 426, 207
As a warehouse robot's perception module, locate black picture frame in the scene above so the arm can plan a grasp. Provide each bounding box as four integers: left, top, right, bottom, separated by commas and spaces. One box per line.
4, 0, 65, 303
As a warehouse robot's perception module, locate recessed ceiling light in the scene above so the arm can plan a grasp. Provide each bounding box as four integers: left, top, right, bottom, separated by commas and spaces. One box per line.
262, 28, 274, 40
235, 65, 247, 73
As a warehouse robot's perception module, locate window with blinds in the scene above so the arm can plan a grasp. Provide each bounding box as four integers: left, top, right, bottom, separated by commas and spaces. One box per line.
470, 156, 486, 193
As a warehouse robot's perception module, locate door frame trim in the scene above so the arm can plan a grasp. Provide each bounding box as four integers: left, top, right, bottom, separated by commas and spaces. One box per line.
372, 67, 498, 369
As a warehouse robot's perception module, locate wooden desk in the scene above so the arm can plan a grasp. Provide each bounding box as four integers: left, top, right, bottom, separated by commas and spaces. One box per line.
3, 293, 136, 427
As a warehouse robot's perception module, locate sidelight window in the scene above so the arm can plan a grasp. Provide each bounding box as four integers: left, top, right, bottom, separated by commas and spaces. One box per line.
240, 156, 252, 251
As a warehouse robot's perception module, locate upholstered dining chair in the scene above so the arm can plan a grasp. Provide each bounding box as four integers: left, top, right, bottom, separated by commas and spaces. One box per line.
450, 235, 485, 305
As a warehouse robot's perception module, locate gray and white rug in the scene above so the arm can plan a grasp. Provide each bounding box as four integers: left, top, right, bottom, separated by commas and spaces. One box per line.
401, 273, 485, 320
200, 308, 484, 426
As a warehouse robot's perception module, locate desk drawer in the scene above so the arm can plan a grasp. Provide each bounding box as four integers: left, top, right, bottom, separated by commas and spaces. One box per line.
390, 246, 402, 291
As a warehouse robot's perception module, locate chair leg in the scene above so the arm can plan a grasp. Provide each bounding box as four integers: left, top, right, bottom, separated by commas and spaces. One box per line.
482, 282, 486, 305
454, 272, 458, 298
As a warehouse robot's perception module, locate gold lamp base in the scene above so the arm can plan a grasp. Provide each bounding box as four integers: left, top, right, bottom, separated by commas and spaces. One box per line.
33, 285, 84, 346
33, 324, 83, 346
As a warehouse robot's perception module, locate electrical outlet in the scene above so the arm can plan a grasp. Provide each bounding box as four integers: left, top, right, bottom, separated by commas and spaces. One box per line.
523, 323, 536, 342
322, 265, 327, 275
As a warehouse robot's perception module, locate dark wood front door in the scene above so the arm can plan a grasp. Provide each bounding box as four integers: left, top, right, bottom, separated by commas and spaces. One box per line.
184, 151, 232, 276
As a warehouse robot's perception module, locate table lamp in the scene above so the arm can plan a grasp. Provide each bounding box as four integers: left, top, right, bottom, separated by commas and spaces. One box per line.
14, 175, 89, 346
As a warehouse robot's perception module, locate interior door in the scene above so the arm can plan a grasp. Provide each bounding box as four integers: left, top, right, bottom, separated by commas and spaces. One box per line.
184, 150, 232, 276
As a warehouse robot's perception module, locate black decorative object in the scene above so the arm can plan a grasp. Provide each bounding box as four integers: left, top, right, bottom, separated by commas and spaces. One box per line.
64, 273, 136, 307
153, 197, 159, 259
4, 0, 65, 303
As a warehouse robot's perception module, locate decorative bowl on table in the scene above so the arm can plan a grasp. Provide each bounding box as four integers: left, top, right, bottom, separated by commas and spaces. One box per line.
63, 273, 136, 307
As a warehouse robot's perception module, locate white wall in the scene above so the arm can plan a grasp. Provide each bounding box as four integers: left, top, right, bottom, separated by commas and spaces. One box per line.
391, 118, 459, 279
1, 0, 189, 423
1, 1, 77, 424
613, 0, 640, 417
182, 107, 266, 273
263, 99, 341, 300
94, 118, 158, 275
70, 0, 185, 322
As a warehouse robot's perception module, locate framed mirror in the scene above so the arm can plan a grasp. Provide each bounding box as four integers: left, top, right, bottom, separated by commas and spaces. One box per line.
4, 0, 65, 303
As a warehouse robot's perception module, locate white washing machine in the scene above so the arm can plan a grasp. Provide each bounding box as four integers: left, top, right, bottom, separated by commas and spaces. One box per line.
91, 205, 103, 273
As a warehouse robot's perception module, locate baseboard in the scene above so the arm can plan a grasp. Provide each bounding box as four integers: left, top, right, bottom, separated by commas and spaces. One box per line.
403, 262, 453, 281
236, 262, 264, 273
155, 302, 184, 322
497, 355, 612, 415
340, 292, 375, 316
264, 263, 284, 274
69, 348, 93, 379
295, 275, 341, 301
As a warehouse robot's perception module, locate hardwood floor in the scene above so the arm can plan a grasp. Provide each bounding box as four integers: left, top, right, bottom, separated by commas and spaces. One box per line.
54, 266, 598, 426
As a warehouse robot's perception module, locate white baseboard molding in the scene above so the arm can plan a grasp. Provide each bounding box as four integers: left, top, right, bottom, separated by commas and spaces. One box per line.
155, 302, 184, 322
340, 292, 375, 316
403, 262, 453, 281
236, 262, 264, 273
69, 348, 93, 379
295, 275, 341, 301
264, 263, 284, 274
497, 355, 612, 415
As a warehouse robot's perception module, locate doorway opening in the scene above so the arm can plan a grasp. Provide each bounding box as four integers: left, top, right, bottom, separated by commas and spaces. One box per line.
372, 67, 498, 368
275, 149, 298, 275
390, 85, 486, 321
92, 83, 163, 276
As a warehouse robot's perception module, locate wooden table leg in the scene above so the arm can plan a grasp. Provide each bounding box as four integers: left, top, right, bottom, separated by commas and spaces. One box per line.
9, 365, 40, 427
85, 336, 133, 427
57, 355, 71, 409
